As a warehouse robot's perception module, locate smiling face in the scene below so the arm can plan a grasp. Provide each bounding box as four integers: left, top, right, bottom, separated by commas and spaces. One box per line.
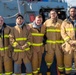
35, 15, 43, 26
0, 16, 4, 27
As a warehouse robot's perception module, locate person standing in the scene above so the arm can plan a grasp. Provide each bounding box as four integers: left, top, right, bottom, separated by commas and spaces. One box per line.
61, 7, 76, 75
0, 16, 13, 75
10, 14, 32, 75
29, 15, 44, 75
41, 9, 64, 75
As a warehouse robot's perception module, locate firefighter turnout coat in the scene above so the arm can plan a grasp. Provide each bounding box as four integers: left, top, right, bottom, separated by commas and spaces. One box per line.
61, 19, 75, 74
0, 24, 13, 75
10, 24, 32, 64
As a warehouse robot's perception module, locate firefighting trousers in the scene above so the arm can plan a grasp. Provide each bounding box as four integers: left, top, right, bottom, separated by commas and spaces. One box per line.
0, 55, 13, 75
32, 51, 42, 75
64, 51, 73, 74
45, 44, 64, 72
74, 51, 76, 73
14, 52, 32, 75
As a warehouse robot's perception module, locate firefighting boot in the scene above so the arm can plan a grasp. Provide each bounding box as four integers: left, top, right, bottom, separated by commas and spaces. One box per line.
60, 74, 64, 75
46, 68, 51, 75
15, 74, 21, 75
33, 74, 38, 75
73, 73, 76, 75
47, 72, 51, 75
65, 74, 71, 75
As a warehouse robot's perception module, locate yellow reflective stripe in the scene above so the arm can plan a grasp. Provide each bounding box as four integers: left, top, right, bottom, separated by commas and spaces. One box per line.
14, 47, 30, 52
25, 48, 30, 51
0, 47, 8, 51
1, 34, 9, 38
37, 68, 40, 71
47, 40, 55, 44
12, 42, 18, 47
4, 34, 9, 38
58, 67, 64, 70
47, 63, 52, 66
5, 72, 12, 74
65, 68, 72, 71
56, 40, 64, 43
33, 70, 38, 74
64, 36, 70, 41
0, 74, 2, 75
31, 33, 44, 36
32, 43, 43, 46
16, 38, 27, 41
46, 40, 64, 44
65, 28, 74, 31
26, 73, 32, 75
27, 42, 31, 46
46, 29, 60, 32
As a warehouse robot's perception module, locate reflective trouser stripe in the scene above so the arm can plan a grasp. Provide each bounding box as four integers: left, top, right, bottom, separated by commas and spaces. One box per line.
14, 48, 30, 52
37, 68, 40, 71
26, 73, 32, 75
0, 74, 2, 75
58, 67, 64, 70
5, 72, 12, 74
33, 70, 38, 74
47, 63, 52, 66
65, 68, 72, 71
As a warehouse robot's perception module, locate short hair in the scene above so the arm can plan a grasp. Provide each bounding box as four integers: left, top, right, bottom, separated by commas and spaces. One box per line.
16, 13, 24, 19
69, 6, 76, 11
50, 9, 57, 13
36, 15, 42, 18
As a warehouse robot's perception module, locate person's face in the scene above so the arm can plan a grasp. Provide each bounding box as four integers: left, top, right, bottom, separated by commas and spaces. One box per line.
0, 16, 4, 27
70, 8, 76, 18
16, 17, 24, 25
50, 11, 57, 19
35, 17, 43, 25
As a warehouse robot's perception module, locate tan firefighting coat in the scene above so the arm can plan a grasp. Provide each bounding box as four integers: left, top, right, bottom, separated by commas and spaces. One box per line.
41, 18, 63, 51
29, 24, 44, 53
61, 19, 75, 52
0, 25, 13, 74
10, 24, 32, 64
0, 25, 12, 57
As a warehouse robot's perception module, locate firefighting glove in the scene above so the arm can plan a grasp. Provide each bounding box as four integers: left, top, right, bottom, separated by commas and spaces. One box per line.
61, 42, 72, 54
